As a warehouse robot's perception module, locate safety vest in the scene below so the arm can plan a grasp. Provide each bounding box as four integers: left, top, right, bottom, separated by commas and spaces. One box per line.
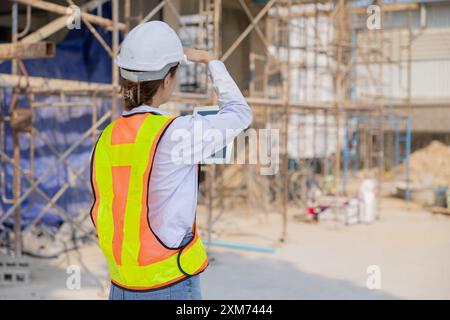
90, 112, 208, 291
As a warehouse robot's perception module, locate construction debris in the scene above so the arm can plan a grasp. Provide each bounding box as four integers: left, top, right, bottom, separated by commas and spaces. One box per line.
398, 141, 450, 187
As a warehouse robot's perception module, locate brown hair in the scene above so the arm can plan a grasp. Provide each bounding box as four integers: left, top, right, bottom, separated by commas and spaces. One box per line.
121, 64, 178, 111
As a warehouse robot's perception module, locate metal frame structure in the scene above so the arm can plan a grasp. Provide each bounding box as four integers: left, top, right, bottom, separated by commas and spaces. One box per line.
0, 0, 416, 256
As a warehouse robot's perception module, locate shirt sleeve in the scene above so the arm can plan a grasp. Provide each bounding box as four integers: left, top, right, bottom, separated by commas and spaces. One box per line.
164, 60, 253, 164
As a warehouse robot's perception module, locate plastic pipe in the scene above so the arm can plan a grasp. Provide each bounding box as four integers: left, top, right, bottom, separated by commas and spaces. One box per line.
203, 240, 276, 254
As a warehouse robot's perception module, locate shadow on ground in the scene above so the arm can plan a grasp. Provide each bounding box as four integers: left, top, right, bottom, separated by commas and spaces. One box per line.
202, 250, 397, 300
0, 248, 398, 299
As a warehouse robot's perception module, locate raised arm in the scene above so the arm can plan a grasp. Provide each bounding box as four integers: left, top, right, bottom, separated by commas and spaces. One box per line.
166, 49, 253, 164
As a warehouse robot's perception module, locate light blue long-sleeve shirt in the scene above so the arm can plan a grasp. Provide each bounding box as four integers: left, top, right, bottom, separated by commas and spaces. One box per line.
122, 60, 252, 247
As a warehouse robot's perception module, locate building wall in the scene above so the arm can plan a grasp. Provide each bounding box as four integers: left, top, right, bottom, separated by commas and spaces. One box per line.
354, 1, 450, 133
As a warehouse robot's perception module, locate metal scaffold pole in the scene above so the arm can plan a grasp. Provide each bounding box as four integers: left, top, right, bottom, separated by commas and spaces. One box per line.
281, 0, 292, 243
0, 0, 426, 261
111, 0, 119, 119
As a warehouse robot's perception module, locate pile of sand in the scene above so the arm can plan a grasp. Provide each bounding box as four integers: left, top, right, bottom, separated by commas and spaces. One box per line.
401, 140, 450, 187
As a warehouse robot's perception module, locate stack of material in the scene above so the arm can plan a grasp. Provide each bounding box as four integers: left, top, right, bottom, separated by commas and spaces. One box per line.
402, 141, 450, 187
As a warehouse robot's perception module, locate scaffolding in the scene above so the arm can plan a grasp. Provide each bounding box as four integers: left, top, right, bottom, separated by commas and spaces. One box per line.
0, 0, 415, 258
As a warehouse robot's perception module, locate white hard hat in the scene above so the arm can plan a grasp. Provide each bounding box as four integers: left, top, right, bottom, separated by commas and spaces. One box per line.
116, 21, 187, 82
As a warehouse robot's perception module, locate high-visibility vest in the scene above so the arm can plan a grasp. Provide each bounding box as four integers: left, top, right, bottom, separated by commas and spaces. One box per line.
90, 112, 208, 291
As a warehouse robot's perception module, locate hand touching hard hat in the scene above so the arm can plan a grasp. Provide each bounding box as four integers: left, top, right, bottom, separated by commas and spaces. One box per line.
183, 48, 215, 65
116, 21, 215, 83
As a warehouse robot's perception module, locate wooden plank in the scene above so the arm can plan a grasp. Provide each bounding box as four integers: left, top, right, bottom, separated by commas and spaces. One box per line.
273, 3, 419, 18
0, 42, 55, 60
431, 207, 450, 216
21, 0, 111, 43
0, 73, 113, 94
352, 3, 419, 15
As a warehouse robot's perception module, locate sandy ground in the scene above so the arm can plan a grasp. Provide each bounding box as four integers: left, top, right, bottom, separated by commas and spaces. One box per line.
1, 197, 449, 300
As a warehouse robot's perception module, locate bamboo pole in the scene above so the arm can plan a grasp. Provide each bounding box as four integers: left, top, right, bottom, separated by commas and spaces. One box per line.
12, 0, 126, 31
333, 0, 344, 225
0, 148, 87, 234
281, 0, 292, 243
21, 0, 111, 43
13, 132, 22, 256
111, 0, 119, 119
66, 0, 113, 57
0, 111, 111, 225
0, 73, 113, 93
221, 0, 277, 62
377, 0, 385, 219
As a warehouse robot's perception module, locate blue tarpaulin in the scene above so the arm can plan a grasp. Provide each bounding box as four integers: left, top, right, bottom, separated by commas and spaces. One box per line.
0, 3, 118, 231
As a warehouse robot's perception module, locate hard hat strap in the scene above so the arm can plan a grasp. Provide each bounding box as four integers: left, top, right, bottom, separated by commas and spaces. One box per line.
137, 81, 140, 105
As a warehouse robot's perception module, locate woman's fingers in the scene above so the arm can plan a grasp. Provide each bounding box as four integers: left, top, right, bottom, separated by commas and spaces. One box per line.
183, 48, 202, 62
183, 48, 215, 64
183, 47, 195, 59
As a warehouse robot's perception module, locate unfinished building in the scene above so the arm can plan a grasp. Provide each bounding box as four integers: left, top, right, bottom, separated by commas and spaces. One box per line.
0, 0, 449, 268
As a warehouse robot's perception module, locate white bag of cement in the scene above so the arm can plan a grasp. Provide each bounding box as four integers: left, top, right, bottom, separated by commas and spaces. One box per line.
359, 179, 376, 223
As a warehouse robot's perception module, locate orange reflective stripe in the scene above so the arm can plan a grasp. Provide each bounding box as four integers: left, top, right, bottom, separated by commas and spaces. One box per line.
111, 114, 147, 145
138, 117, 176, 265
111, 166, 131, 265
92, 113, 208, 290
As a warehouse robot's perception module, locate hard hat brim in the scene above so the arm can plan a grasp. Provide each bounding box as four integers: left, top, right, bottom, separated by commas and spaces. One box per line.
120, 61, 179, 82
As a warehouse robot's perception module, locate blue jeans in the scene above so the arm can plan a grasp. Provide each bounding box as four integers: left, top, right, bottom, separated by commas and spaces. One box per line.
108, 232, 202, 300
109, 275, 202, 300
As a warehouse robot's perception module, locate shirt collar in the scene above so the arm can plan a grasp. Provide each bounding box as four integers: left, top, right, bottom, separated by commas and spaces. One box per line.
121, 104, 169, 116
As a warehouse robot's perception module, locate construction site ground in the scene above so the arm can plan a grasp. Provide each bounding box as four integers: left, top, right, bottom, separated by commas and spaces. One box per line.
0, 197, 449, 300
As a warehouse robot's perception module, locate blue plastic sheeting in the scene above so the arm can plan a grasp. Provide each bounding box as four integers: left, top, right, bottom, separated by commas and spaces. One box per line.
1, 93, 112, 231
0, 3, 115, 82
0, 3, 118, 230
